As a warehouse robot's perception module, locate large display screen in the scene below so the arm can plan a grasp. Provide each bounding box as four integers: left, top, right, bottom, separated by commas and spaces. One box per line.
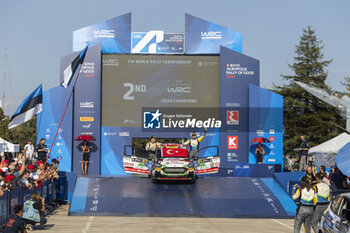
102, 54, 220, 127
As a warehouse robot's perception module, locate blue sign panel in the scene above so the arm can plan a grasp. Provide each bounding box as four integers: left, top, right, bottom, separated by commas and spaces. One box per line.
37, 86, 73, 172
73, 45, 101, 175
60, 45, 102, 175
73, 13, 131, 53
219, 46, 259, 173
185, 14, 242, 54
248, 84, 283, 166
132, 31, 184, 54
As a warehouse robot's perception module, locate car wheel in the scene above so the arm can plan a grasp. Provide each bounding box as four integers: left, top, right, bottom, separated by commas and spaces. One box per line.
189, 178, 196, 184
151, 176, 157, 183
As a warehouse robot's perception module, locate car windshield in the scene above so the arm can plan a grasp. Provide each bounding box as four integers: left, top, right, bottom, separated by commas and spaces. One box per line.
339, 197, 350, 221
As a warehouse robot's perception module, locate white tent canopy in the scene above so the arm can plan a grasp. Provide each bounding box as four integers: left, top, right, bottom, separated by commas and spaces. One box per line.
0, 138, 20, 153
309, 132, 350, 168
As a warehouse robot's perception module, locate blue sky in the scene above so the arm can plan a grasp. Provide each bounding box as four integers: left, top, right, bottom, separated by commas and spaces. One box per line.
0, 0, 349, 114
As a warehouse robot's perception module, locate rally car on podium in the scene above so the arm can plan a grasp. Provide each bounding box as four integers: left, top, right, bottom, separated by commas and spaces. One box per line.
123, 143, 220, 183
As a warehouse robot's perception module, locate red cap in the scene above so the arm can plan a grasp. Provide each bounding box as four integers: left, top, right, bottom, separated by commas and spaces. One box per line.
5, 175, 14, 182
36, 181, 43, 188
36, 161, 43, 166
28, 164, 35, 170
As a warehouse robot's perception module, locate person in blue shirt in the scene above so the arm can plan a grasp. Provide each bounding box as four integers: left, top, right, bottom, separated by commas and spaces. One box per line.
3, 205, 26, 233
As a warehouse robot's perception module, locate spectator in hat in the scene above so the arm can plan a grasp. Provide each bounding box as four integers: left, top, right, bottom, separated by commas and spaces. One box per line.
36, 138, 48, 162
0, 159, 9, 173
24, 139, 35, 161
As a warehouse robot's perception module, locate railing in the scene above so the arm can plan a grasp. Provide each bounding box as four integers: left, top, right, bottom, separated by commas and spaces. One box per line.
0, 172, 67, 226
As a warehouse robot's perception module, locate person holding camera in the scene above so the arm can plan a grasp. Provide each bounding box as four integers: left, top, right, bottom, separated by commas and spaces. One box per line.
36, 138, 48, 162
22, 193, 47, 230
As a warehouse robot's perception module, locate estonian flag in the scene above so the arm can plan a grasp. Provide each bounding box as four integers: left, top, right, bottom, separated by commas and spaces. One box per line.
9, 85, 42, 129
61, 46, 88, 88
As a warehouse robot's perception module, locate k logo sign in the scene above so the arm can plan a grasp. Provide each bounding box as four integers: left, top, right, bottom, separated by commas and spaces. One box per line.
143, 109, 162, 129
227, 136, 238, 149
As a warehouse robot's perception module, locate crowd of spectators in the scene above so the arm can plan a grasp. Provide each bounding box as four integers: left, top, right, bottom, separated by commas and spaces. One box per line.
0, 138, 61, 232
0, 139, 60, 196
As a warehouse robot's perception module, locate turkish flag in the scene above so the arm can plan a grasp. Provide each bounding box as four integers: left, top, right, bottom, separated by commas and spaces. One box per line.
162, 148, 188, 158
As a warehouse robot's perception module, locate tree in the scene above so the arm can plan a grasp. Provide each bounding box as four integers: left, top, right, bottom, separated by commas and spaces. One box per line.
0, 107, 37, 149
9, 115, 37, 148
341, 76, 350, 97
274, 26, 345, 156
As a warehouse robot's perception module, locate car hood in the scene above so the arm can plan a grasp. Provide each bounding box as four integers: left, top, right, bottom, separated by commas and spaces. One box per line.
160, 158, 191, 167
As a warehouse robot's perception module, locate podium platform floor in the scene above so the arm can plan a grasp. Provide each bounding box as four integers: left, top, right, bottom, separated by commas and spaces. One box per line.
69, 176, 296, 218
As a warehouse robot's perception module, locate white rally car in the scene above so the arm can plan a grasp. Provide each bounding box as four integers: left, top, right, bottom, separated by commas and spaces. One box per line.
123, 143, 220, 183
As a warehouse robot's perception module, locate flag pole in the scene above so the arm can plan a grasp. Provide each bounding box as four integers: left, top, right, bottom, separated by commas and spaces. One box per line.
42, 60, 85, 170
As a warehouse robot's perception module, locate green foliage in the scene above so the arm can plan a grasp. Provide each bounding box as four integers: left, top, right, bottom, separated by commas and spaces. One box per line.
341, 76, 350, 97
273, 26, 345, 156
0, 108, 37, 148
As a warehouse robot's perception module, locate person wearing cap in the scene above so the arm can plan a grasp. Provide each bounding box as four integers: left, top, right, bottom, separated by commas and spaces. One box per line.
24, 139, 35, 161
145, 136, 161, 161
311, 173, 331, 233
183, 128, 207, 161
0, 159, 9, 173
293, 176, 317, 233
36, 138, 48, 162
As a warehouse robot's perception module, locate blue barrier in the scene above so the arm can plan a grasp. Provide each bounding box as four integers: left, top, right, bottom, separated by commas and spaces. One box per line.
0, 192, 9, 226
0, 173, 68, 226
273, 171, 304, 193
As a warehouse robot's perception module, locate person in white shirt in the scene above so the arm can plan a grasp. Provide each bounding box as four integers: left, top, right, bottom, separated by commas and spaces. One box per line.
24, 139, 35, 160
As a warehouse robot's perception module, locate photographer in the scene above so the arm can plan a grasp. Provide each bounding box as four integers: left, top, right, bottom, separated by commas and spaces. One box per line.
36, 138, 48, 162
22, 193, 47, 230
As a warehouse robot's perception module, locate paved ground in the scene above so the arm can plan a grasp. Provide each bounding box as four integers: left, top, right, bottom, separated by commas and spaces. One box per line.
37, 205, 295, 233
